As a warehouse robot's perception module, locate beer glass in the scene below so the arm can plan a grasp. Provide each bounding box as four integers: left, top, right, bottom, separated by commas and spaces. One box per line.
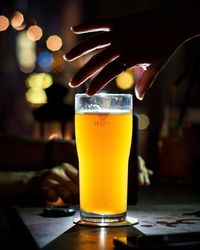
75, 93, 133, 225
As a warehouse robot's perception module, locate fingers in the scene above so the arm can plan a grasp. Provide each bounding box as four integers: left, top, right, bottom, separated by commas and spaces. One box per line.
135, 60, 166, 100
52, 185, 74, 202
86, 56, 126, 95
62, 163, 79, 185
147, 169, 154, 176
138, 156, 153, 187
71, 21, 111, 34
64, 33, 111, 61
138, 167, 151, 187
49, 166, 79, 195
43, 185, 73, 204
71, 15, 135, 34
39, 164, 79, 203
69, 48, 119, 87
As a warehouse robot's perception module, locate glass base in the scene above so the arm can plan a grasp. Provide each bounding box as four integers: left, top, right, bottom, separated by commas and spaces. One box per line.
80, 210, 126, 224
74, 216, 139, 227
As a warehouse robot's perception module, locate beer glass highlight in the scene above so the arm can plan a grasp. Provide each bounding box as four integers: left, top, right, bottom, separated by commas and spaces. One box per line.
75, 93, 133, 224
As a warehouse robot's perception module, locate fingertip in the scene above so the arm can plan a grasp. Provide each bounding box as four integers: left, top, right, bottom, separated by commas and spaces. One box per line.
145, 179, 150, 186
86, 84, 102, 96
68, 81, 74, 88
70, 25, 80, 33
86, 87, 95, 96
70, 25, 83, 34
63, 53, 74, 62
64, 163, 78, 174
68, 76, 82, 87
135, 86, 145, 100
63, 53, 71, 61
148, 170, 154, 176
63, 54, 67, 61
68, 80, 83, 89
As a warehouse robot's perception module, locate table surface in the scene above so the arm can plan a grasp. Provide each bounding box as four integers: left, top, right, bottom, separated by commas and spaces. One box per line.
10, 182, 200, 250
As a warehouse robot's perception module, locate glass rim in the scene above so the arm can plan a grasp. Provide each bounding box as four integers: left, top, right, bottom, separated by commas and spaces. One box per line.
75, 93, 133, 97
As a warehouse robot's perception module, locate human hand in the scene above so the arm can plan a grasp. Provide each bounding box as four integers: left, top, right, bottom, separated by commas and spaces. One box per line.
138, 155, 153, 186
64, 8, 188, 99
28, 163, 79, 204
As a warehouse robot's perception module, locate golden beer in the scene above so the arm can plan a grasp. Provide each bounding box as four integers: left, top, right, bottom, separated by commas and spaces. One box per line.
75, 111, 132, 219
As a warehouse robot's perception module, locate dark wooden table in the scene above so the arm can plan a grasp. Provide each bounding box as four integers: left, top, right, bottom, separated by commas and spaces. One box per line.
3, 182, 200, 250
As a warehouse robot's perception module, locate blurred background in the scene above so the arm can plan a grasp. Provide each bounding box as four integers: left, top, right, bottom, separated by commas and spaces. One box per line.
0, 0, 200, 186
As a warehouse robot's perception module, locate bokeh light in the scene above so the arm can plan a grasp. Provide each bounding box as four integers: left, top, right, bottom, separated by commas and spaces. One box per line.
52, 51, 65, 72
26, 73, 53, 89
138, 114, 150, 130
27, 25, 43, 41
16, 31, 36, 73
37, 51, 53, 71
46, 35, 62, 51
116, 70, 134, 90
14, 23, 26, 31
25, 88, 47, 104
0, 15, 9, 31
25, 73, 53, 104
10, 11, 24, 29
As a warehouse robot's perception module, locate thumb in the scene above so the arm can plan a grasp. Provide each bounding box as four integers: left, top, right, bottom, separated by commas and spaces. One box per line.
135, 60, 166, 100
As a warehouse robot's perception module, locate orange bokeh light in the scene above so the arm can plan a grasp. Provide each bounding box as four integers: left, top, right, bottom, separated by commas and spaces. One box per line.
27, 25, 43, 41
0, 15, 9, 31
46, 35, 62, 51
10, 11, 24, 29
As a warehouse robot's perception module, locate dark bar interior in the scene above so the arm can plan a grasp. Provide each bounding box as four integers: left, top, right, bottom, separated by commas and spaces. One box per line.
0, 0, 200, 249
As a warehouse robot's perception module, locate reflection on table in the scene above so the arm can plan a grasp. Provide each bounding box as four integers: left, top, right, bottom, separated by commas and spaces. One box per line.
6, 182, 200, 250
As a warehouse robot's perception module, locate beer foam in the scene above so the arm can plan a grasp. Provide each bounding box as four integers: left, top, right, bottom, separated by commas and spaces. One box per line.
76, 109, 132, 114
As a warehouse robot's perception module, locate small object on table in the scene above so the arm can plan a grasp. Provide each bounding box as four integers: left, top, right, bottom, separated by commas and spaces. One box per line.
41, 206, 76, 217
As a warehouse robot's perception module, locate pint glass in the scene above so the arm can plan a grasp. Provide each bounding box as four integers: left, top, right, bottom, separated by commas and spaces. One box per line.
75, 93, 133, 224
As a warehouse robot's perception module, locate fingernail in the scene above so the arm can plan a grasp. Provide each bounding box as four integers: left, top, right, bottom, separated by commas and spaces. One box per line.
135, 87, 145, 100
86, 87, 93, 96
